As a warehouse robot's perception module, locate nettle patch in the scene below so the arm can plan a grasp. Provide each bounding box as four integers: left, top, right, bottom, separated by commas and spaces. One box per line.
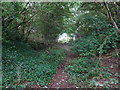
2, 42, 67, 88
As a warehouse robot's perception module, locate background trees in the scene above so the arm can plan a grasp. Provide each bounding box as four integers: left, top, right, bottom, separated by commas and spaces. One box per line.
2, 2, 120, 88
33, 2, 73, 43
2, 2, 74, 44
2, 2, 34, 41
2, 2, 120, 55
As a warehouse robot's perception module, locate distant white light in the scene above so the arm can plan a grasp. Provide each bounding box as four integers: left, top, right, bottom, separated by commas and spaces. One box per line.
58, 33, 71, 43
25, 0, 29, 2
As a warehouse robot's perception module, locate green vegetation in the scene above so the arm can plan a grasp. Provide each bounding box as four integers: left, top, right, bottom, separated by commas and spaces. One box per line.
2, 41, 66, 88
1, 2, 120, 88
66, 57, 101, 83
65, 2, 120, 88
72, 32, 120, 57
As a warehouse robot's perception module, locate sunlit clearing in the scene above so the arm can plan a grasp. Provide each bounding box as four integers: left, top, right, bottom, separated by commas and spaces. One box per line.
58, 33, 71, 43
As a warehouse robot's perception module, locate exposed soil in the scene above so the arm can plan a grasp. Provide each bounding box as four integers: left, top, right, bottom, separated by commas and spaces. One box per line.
76, 53, 120, 88
24, 45, 119, 88
47, 44, 77, 88
21, 44, 77, 89
101, 54, 120, 75
99, 54, 120, 88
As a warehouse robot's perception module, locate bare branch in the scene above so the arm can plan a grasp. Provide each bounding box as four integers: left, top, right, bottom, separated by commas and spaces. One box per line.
104, 2, 120, 34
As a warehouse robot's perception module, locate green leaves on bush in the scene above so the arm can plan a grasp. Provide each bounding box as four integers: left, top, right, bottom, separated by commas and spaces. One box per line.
72, 32, 120, 57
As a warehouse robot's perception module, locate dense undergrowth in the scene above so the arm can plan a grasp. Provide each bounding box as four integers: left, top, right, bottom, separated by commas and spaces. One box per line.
66, 57, 120, 88
72, 32, 120, 57
66, 57, 101, 83
66, 30, 120, 87
2, 41, 67, 88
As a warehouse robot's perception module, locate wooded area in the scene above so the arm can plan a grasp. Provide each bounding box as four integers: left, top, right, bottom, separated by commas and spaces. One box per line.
2, 2, 120, 88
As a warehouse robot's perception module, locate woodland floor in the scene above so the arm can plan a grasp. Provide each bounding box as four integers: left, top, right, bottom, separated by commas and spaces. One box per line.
47, 44, 77, 88
26, 45, 120, 88
99, 54, 120, 88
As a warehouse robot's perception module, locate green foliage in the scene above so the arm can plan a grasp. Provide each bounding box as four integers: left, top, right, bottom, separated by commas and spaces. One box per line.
2, 2, 120, 88
2, 41, 67, 88
2, 2, 75, 43
101, 71, 112, 78
2, 2, 30, 41
33, 2, 73, 42
109, 78, 119, 84
73, 2, 120, 57
69, 11, 120, 86
89, 80, 99, 87
72, 30, 120, 57
66, 57, 100, 84
66, 57, 119, 87
72, 36, 100, 57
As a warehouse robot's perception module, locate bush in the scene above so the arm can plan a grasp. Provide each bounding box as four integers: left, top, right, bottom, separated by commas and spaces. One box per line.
72, 36, 100, 57
72, 31, 120, 57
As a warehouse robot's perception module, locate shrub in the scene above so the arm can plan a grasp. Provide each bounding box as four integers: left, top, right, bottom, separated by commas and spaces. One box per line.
72, 31, 120, 57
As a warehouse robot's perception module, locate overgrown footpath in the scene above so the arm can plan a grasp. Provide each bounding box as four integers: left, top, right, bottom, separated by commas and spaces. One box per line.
2, 41, 67, 88
48, 45, 77, 88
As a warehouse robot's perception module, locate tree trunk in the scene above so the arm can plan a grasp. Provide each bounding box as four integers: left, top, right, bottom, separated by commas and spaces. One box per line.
104, 2, 120, 34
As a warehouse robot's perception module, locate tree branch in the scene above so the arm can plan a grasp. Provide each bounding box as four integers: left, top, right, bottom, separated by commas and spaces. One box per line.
12, 15, 35, 30
104, 2, 120, 34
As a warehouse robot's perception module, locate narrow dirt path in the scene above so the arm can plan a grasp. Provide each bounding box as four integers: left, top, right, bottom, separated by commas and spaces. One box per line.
47, 44, 76, 88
